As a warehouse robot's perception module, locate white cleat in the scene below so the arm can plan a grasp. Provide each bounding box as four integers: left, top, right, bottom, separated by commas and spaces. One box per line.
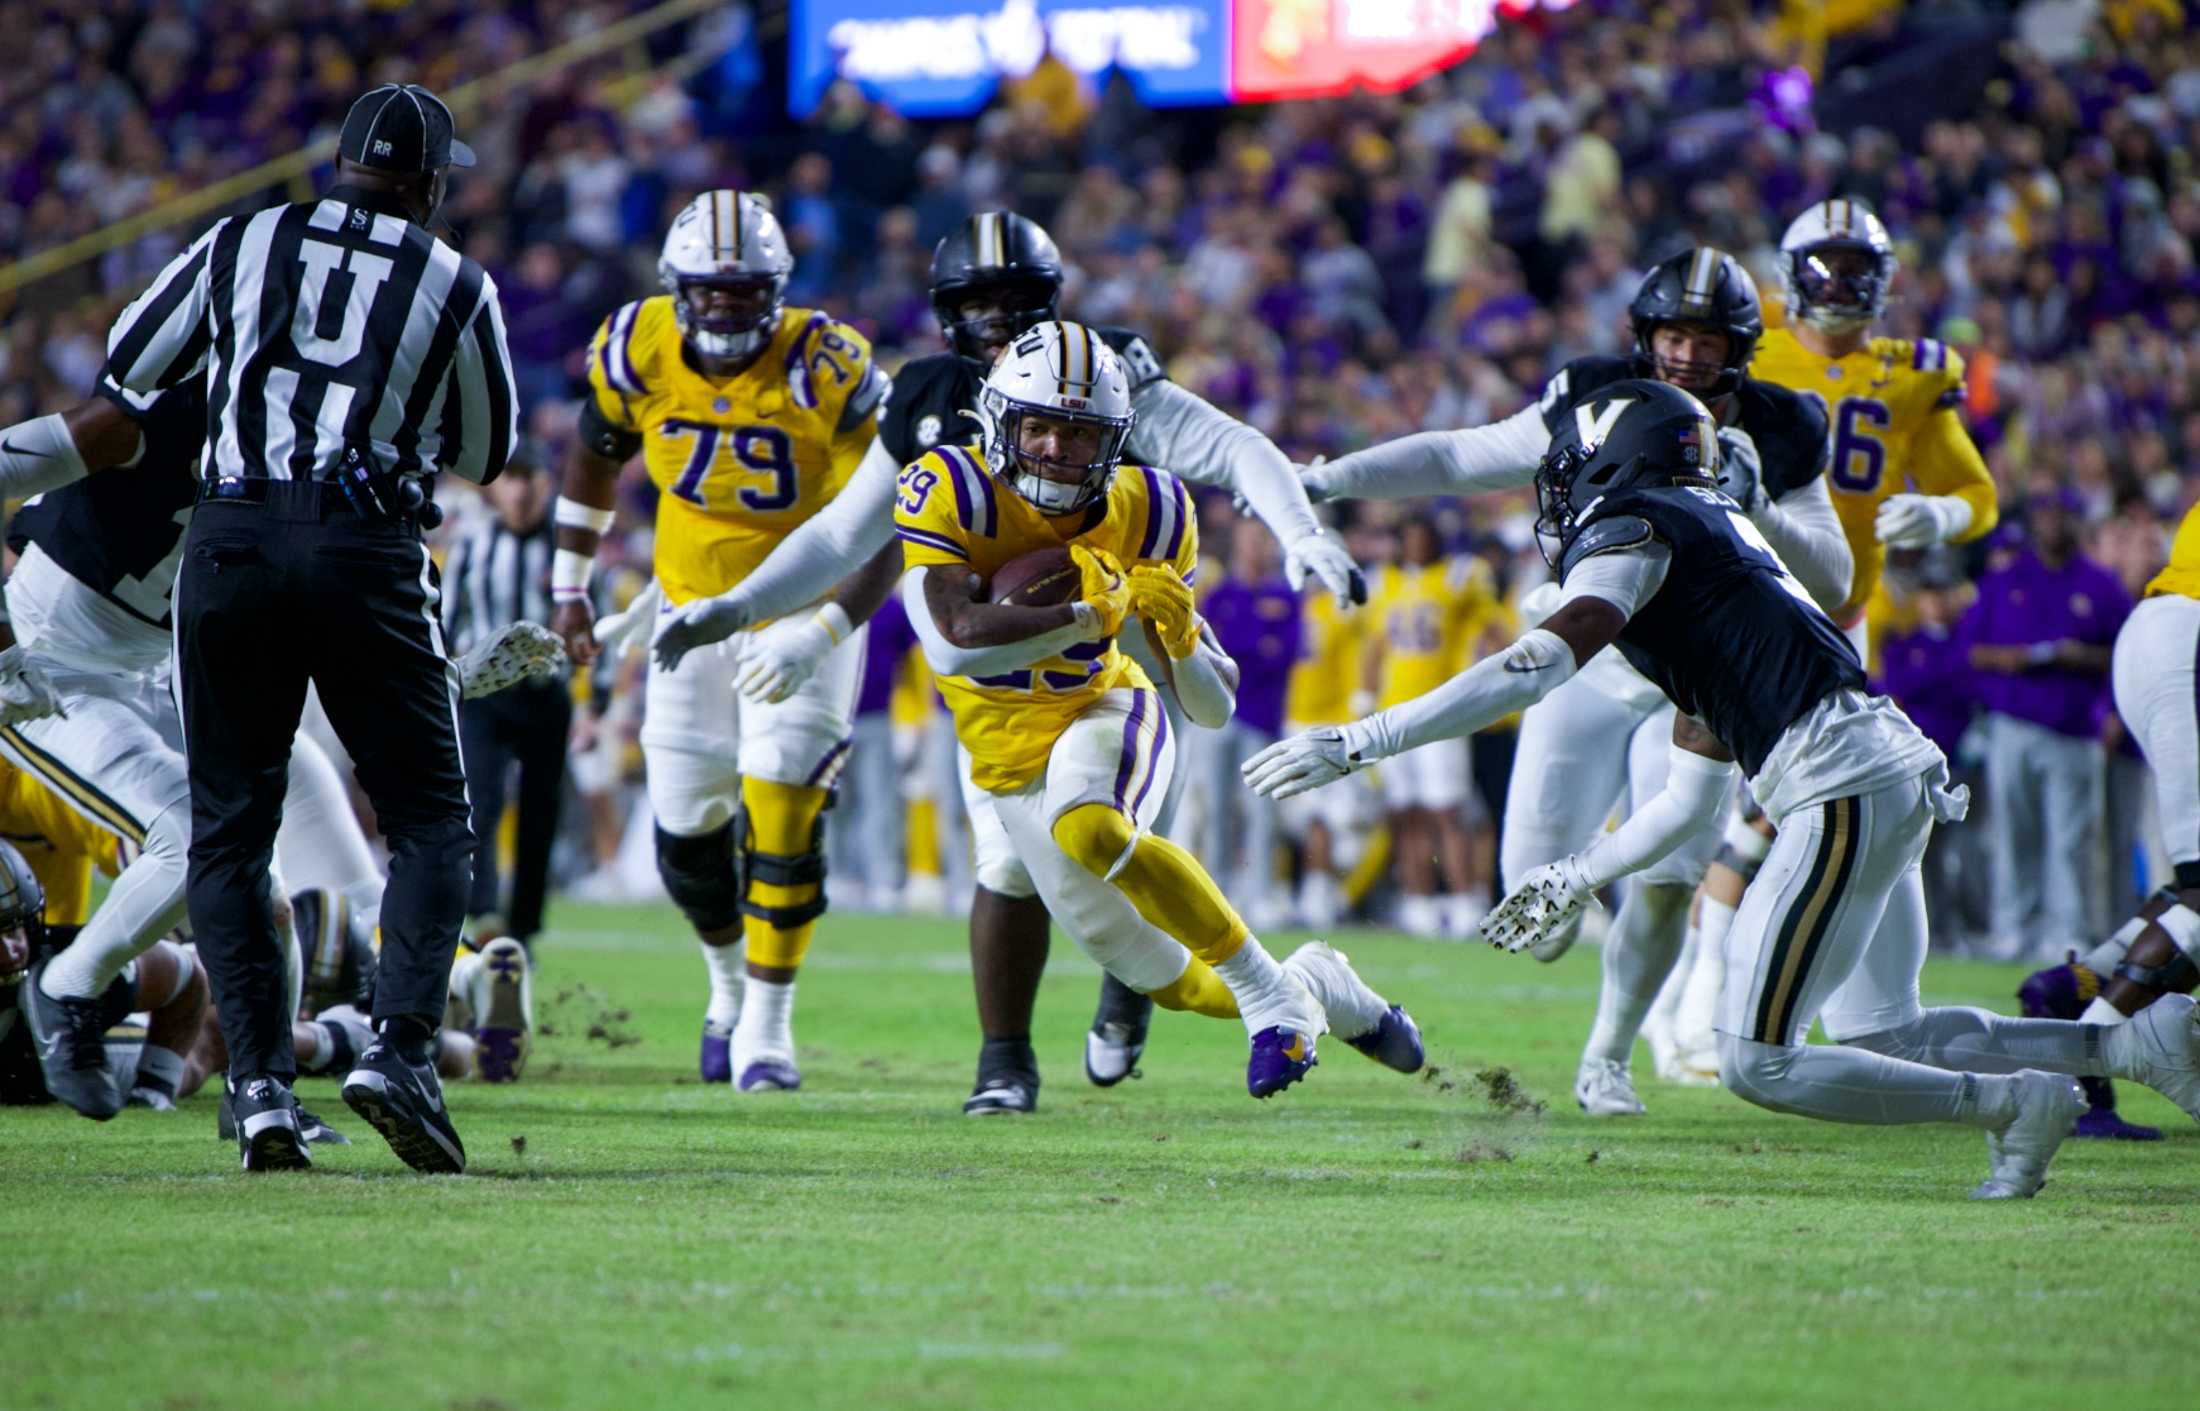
1574, 1058, 1647, 1116
457, 621, 567, 699
1972, 1071, 2085, 1200
467, 937, 533, 1084
2104, 993, 2200, 1122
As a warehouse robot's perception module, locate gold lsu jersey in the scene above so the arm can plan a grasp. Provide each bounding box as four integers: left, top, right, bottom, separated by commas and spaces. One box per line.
1370, 557, 1497, 709
587, 297, 889, 606
893, 446, 1199, 793
0, 753, 123, 927
2147, 503, 2200, 600
1285, 593, 1362, 728
1750, 328, 1998, 622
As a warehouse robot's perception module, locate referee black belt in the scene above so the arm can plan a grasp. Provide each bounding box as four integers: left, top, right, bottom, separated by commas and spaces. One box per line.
196, 476, 367, 522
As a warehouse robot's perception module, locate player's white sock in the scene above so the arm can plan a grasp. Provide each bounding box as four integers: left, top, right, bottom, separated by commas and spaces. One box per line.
1582, 884, 1691, 1066
1217, 938, 1317, 1034
734, 976, 795, 1060
2080, 997, 2127, 1026
2082, 914, 2151, 976
1647, 919, 1697, 1036
701, 942, 745, 1028
1297, 872, 1340, 930
1676, 897, 1737, 1054
39, 801, 192, 1000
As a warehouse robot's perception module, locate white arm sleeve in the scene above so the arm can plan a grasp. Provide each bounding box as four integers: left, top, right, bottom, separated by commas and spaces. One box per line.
1344, 626, 1580, 762
900, 567, 1097, 678
1301, 404, 1547, 502
0, 412, 90, 500
1152, 623, 1237, 729
1554, 541, 1671, 617
1751, 476, 1854, 612
1573, 742, 1738, 888
1128, 379, 1322, 543
721, 437, 901, 622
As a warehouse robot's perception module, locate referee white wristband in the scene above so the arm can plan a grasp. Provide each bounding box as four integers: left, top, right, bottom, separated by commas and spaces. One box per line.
554, 496, 617, 535
552, 548, 595, 602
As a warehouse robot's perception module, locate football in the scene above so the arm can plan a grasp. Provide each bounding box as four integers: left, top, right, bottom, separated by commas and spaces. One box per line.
984, 546, 1079, 606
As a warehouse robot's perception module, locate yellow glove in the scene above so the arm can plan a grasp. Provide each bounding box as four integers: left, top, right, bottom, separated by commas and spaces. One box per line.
1129, 563, 1200, 658
1071, 544, 1130, 638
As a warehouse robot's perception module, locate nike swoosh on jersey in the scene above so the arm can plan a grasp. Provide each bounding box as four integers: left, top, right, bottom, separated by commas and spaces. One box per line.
1502, 660, 1552, 674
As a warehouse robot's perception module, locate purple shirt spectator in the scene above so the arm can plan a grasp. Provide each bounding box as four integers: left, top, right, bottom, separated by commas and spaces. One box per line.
1877, 623, 1975, 758
855, 593, 917, 719
1202, 578, 1301, 738
1962, 547, 2130, 738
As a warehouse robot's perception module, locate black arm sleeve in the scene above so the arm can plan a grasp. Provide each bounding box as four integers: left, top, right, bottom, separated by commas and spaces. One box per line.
577, 398, 643, 462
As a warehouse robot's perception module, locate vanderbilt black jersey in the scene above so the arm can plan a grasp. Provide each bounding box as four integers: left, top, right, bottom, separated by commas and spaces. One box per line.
1536, 356, 1828, 501
7, 384, 205, 629
1561, 482, 1864, 777
878, 325, 1168, 467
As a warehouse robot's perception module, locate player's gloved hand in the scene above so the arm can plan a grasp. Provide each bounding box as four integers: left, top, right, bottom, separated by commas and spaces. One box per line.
588, 579, 663, 666
1242, 725, 1369, 800
1714, 426, 1763, 513
653, 590, 752, 673
1128, 564, 1201, 658
1071, 545, 1131, 639
1478, 856, 1598, 954
1296, 454, 1335, 504
734, 605, 852, 705
1876, 493, 1972, 549
458, 622, 567, 699
1284, 528, 1368, 607
0, 647, 63, 728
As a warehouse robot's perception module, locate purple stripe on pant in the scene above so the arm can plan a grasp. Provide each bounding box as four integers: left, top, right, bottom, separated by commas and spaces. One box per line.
1112, 690, 1150, 813
1130, 692, 1169, 817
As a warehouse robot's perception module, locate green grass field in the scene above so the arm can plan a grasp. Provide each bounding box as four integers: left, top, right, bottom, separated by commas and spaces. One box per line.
6, 903, 2196, 1411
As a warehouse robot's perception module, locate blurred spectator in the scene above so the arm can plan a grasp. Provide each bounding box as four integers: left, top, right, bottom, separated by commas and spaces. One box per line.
1879, 553, 1984, 949
1964, 489, 2132, 960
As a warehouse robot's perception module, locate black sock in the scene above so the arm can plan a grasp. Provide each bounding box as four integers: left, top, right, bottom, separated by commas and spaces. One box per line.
380, 1016, 435, 1066
978, 1035, 1037, 1081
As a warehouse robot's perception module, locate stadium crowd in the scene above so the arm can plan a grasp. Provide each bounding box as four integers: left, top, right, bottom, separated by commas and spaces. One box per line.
2, 0, 2197, 964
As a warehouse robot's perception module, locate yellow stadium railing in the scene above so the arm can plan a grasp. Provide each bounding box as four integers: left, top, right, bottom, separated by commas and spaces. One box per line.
0, 0, 742, 301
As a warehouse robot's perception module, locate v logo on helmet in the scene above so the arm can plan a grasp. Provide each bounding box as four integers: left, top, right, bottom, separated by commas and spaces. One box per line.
1573, 397, 1634, 451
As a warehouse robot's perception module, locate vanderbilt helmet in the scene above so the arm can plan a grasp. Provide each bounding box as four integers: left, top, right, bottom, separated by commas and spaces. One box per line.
291, 886, 377, 1015
659, 190, 794, 361
976, 321, 1135, 515
1535, 379, 1721, 566
1779, 199, 1896, 335
929, 211, 1065, 368
0, 840, 46, 991
1629, 247, 1763, 399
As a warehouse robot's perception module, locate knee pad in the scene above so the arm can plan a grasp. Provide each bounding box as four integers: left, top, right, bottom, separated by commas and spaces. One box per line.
733, 802, 828, 931
655, 821, 744, 933
1051, 804, 1138, 882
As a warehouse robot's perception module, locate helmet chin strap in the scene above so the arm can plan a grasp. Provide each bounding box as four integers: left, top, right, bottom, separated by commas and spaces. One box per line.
1010, 466, 1093, 513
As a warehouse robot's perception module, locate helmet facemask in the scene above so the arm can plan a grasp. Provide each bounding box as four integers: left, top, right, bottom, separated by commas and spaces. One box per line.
1641, 320, 1737, 399
668, 271, 786, 362
982, 386, 1133, 515
1788, 241, 1890, 334
937, 277, 1061, 368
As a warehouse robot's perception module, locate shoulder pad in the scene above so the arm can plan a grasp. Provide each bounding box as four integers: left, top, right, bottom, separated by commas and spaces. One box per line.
1096, 326, 1167, 389
1560, 513, 1657, 580
594, 299, 656, 399
1537, 356, 1633, 430
1737, 379, 1831, 492
1130, 463, 1195, 565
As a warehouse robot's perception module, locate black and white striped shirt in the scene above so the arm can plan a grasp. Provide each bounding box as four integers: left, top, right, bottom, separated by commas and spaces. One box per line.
441, 509, 555, 657
102, 184, 518, 485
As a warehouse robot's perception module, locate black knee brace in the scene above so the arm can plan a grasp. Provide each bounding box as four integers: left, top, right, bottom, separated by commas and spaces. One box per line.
733, 803, 829, 931
655, 822, 745, 933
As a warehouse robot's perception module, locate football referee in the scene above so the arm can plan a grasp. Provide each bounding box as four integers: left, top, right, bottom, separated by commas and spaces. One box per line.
101, 83, 517, 1173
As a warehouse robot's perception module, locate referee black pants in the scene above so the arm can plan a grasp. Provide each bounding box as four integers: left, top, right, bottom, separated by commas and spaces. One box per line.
175, 482, 476, 1082
461, 677, 571, 942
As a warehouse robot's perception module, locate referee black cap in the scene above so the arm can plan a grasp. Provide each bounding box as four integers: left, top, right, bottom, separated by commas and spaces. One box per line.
339, 84, 476, 174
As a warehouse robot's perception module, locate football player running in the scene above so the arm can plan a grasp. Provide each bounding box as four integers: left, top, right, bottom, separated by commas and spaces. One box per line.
893, 322, 1420, 1098
1299, 248, 1847, 1115
2016, 502, 2200, 1136
1251, 382, 2200, 1199
0, 384, 556, 1126
548, 191, 899, 1093
650, 211, 1367, 1115
1672, 200, 2002, 1082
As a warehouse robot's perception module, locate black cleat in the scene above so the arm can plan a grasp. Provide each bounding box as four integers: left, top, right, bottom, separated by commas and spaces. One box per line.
1084, 973, 1152, 1088
21, 959, 122, 1120
342, 1042, 465, 1174
296, 1104, 351, 1146
229, 1074, 312, 1172
964, 1072, 1039, 1115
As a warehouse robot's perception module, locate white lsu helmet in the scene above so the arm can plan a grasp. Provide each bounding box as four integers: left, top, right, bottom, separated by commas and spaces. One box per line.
1779, 198, 1897, 335
976, 320, 1136, 514
658, 190, 794, 360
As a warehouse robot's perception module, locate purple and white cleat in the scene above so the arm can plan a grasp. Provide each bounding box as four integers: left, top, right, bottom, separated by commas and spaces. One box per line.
1345, 1006, 1425, 1074
1247, 1027, 1317, 1098
700, 1019, 734, 1085
469, 938, 532, 1085
2074, 1098, 2162, 1141
737, 1058, 801, 1092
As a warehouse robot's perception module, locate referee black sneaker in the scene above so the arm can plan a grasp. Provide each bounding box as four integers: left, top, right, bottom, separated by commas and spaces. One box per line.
963, 1037, 1039, 1116
20, 959, 122, 1121
229, 1074, 312, 1173
1083, 973, 1153, 1088
342, 1041, 466, 1174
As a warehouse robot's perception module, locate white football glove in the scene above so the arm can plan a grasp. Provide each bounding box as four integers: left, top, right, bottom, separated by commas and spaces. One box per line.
457, 622, 566, 699
1242, 725, 1365, 800
652, 590, 751, 673
1714, 426, 1763, 513
0, 647, 63, 728
1477, 856, 1598, 955
1875, 493, 1972, 549
1283, 530, 1368, 608
734, 611, 838, 705
594, 579, 665, 661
